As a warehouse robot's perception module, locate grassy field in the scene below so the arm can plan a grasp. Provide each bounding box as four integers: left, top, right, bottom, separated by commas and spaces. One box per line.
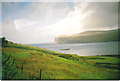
2, 42, 120, 80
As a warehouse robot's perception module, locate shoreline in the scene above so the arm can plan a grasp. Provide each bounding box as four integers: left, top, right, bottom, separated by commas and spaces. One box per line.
2, 42, 120, 80
28, 41, 119, 56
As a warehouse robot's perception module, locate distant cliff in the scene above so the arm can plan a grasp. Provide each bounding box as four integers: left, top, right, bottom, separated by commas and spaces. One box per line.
55, 29, 119, 44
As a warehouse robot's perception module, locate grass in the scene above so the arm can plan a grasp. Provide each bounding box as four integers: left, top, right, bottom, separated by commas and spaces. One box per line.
2, 43, 120, 80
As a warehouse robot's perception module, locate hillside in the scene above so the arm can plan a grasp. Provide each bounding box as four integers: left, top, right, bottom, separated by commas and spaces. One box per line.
2, 38, 120, 80
55, 29, 119, 44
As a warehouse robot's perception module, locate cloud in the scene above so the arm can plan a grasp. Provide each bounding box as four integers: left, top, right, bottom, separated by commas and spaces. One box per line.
26, 2, 71, 26
2, 17, 53, 43
14, 19, 39, 30
74, 2, 118, 30
2, 2, 118, 44
2, 2, 72, 43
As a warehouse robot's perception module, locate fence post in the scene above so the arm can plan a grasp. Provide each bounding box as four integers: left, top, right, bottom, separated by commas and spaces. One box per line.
40, 69, 42, 80
12, 57, 15, 65
21, 64, 23, 73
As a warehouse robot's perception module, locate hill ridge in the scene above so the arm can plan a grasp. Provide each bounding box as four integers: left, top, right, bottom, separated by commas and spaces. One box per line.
55, 29, 119, 44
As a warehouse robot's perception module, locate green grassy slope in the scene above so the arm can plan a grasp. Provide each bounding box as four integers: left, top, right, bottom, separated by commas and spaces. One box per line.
2, 43, 120, 80
55, 29, 119, 44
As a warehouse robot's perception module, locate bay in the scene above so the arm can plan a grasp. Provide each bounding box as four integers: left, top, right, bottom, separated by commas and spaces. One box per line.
30, 42, 119, 56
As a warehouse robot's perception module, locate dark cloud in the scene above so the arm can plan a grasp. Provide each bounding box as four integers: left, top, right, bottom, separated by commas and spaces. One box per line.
78, 2, 118, 29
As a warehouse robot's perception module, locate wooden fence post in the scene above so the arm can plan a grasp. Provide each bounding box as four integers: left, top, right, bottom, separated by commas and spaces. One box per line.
40, 69, 42, 80
21, 64, 23, 73
12, 58, 15, 65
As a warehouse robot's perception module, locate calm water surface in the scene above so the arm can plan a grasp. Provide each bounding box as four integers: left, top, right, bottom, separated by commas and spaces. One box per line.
30, 42, 119, 56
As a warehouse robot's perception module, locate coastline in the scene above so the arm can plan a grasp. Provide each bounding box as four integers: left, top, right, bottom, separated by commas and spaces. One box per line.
2, 42, 120, 80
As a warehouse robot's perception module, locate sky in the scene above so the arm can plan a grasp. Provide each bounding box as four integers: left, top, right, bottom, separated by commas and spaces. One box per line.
1, 1, 119, 44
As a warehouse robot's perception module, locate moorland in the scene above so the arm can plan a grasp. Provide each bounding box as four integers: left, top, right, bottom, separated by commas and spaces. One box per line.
1, 37, 120, 80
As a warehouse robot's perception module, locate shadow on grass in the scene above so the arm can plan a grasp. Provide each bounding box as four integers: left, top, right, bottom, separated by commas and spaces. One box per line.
96, 62, 120, 70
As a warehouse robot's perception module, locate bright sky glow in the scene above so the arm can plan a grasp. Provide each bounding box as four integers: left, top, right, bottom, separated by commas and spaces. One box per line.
2, 2, 118, 44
